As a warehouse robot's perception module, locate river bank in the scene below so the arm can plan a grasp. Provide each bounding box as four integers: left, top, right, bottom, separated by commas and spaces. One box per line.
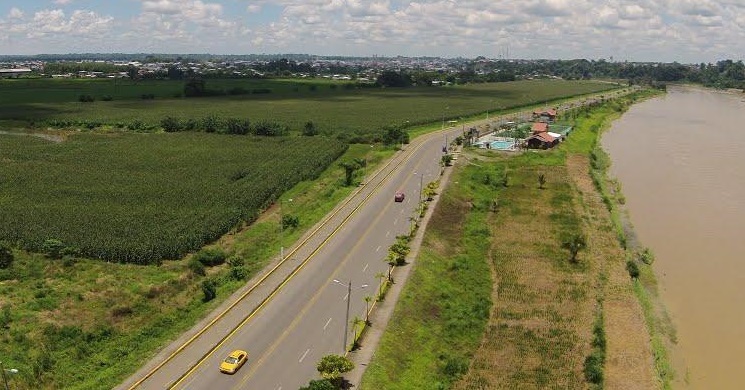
602, 85, 745, 389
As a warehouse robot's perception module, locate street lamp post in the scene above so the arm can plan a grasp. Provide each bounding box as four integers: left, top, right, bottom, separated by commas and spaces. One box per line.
1, 362, 18, 390
332, 279, 367, 353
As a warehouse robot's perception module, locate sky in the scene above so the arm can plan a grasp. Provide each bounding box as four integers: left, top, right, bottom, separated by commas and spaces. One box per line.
0, 0, 743, 63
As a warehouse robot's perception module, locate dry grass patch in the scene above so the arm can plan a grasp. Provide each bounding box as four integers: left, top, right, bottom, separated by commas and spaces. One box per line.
567, 154, 657, 389
454, 160, 597, 390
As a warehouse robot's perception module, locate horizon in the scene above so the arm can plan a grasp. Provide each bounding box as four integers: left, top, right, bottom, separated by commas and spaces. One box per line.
2, 1, 744, 64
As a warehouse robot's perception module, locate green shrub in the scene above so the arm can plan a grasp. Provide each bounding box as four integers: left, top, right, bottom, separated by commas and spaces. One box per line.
626, 260, 640, 279
193, 247, 227, 267
583, 350, 604, 384
202, 279, 217, 302
0, 241, 13, 269
188, 258, 205, 276
42, 239, 66, 259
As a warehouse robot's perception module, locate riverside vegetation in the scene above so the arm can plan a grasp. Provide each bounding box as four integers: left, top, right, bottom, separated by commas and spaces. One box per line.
361, 90, 670, 389
0, 78, 620, 389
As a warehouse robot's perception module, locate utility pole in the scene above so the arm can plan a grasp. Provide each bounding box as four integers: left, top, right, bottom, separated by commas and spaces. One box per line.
344, 281, 351, 353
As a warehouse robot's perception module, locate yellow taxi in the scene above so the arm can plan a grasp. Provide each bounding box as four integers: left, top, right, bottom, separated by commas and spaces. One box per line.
219, 350, 248, 374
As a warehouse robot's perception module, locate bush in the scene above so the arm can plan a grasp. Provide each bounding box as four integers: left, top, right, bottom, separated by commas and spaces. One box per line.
583, 350, 604, 384
78, 94, 94, 103
161, 116, 184, 132
281, 214, 299, 230
42, 239, 66, 259
193, 247, 227, 267
101, 95, 113, 101
0, 242, 13, 269
201, 279, 217, 302
626, 260, 640, 279
638, 247, 655, 264
188, 258, 206, 276
229, 267, 247, 281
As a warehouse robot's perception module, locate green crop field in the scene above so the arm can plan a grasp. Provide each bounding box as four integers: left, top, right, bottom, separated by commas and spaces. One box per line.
0, 79, 618, 140
0, 132, 347, 263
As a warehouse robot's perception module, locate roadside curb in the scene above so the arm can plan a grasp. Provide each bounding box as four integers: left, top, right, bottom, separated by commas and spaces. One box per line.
344, 150, 459, 388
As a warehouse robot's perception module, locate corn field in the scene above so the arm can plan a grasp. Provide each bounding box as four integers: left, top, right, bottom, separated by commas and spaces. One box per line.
0, 132, 347, 264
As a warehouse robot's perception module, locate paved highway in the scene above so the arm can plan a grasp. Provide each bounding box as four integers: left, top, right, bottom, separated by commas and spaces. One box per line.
119, 124, 465, 390
119, 89, 627, 390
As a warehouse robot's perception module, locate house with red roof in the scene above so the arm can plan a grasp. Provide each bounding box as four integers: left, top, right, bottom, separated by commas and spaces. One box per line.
532, 108, 557, 122
525, 132, 559, 149
532, 122, 549, 134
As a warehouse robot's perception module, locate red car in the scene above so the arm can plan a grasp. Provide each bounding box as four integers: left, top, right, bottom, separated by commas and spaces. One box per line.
394, 191, 405, 202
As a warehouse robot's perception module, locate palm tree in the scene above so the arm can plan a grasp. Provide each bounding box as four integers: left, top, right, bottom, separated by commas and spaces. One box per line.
364, 296, 373, 324
375, 272, 387, 300
562, 233, 587, 263
538, 173, 546, 189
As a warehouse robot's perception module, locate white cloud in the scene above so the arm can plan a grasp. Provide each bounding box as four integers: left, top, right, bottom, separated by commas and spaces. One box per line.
0, 0, 744, 62
53, 0, 74, 5
8, 7, 24, 19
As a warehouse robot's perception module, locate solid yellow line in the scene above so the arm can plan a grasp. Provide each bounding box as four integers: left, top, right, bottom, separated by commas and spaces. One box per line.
231, 159, 417, 389
170, 141, 426, 389
128, 127, 445, 390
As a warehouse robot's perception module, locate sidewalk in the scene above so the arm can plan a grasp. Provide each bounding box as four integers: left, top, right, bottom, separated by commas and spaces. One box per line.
344, 153, 458, 389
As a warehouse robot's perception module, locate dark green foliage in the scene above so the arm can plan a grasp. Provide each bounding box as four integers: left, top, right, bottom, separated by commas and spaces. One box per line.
376, 71, 413, 87
201, 279, 217, 302
229, 266, 247, 281
184, 78, 206, 97
281, 214, 299, 230
317, 354, 354, 381
0, 134, 347, 264
0, 241, 13, 269
252, 120, 287, 136
303, 121, 319, 136
202, 115, 220, 133
141, 93, 155, 100
224, 118, 250, 135
188, 258, 206, 276
441, 355, 469, 379
42, 239, 65, 259
78, 94, 94, 102
161, 116, 183, 132
561, 233, 586, 263
441, 154, 453, 167
193, 247, 227, 267
101, 95, 113, 101
626, 260, 640, 279
299, 379, 335, 390
584, 351, 604, 384
381, 126, 409, 146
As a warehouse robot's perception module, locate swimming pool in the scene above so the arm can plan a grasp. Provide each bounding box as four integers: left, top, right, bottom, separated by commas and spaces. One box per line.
490, 140, 515, 150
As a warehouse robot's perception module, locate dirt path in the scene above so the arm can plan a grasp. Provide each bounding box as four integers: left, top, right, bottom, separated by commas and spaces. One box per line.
567, 154, 658, 390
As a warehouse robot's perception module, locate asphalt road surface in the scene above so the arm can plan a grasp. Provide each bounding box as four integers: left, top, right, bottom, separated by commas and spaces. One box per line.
119, 89, 626, 390
119, 124, 464, 390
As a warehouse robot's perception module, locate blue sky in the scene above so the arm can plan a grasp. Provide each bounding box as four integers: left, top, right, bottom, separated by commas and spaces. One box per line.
1, 1, 744, 63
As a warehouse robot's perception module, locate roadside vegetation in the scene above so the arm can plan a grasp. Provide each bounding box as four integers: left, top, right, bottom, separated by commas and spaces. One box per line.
361, 91, 667, 389
0, 78, 623, 389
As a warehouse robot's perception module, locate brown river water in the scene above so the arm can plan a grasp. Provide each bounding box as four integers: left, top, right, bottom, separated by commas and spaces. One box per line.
602, 86, 745, 389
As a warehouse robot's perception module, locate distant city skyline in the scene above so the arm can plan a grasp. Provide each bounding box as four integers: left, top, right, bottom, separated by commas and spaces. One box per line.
1, 1, 743, 64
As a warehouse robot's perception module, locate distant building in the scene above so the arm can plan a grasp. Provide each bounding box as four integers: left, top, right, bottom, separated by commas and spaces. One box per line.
532, 109, 557, 122
0, 68, 32, 78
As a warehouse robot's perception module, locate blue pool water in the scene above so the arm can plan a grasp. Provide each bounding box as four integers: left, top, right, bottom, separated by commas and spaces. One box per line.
490, 140, 514, 150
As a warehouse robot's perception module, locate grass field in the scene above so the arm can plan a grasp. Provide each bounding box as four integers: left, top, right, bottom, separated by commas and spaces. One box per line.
0, 143, 394, 390
0, 79, 618, 140
361, 92, 661, 389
